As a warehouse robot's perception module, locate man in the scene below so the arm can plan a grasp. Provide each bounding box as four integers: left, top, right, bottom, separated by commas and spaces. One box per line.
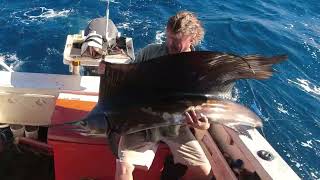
112, 11, 213, 180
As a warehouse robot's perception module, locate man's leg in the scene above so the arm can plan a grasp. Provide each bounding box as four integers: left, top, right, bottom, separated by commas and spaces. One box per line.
162, 126, 212, 180
115, 160, 135, 180
116, 132, 157, 180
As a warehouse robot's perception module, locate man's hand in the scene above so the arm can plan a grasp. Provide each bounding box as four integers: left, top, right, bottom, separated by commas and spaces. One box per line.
185, 108, 210, 130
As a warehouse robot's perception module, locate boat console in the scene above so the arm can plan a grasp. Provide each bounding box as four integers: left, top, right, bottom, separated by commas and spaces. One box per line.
63, 18, 134, 75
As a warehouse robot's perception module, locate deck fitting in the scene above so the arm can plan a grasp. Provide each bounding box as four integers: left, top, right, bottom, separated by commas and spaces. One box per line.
257, 150, 274, 161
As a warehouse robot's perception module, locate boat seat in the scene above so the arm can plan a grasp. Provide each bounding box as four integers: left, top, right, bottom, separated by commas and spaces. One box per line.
0, 91, 56, 126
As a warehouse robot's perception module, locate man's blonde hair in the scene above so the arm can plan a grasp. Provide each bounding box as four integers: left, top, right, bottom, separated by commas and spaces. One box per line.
167, 11, 204, 46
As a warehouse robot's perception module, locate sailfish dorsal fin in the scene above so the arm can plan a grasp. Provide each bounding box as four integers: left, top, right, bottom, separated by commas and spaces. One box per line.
99, 51, 287, 106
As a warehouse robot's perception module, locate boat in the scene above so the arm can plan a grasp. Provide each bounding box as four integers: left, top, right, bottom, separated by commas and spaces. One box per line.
0, 3, 300, 180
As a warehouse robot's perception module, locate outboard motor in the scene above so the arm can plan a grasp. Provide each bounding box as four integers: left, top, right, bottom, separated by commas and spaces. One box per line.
79, 17, 134, 76
84, 18, 119, 48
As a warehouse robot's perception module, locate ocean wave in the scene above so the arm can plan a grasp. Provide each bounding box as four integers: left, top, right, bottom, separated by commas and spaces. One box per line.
284, 23, 294, 30
24, 7, 72, 20
8, 7, 73, 25
117, 22, 133, 31
303, 39, 319, 60
276, 102, 289, 115
46, 48, 61, 56
301, 140, 313, 148
288, 78, 320, 97
0, 53, 23, 71
155, 30, 165, 44
231, 87, 240, 101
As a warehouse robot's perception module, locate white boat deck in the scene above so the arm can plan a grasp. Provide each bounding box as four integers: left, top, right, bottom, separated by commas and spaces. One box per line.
0, 71, 99, 125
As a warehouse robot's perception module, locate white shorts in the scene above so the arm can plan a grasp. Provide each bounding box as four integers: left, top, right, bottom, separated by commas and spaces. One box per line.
118, 126, 209, 166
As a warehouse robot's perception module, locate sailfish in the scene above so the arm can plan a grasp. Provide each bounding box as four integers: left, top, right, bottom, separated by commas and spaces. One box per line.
78, 51, 287, 137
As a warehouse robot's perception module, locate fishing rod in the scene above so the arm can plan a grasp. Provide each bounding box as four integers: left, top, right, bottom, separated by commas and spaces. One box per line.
105, 0, 110, 46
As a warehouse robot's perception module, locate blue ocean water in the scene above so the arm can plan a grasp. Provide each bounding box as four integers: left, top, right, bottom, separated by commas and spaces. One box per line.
0, 0, 319, 179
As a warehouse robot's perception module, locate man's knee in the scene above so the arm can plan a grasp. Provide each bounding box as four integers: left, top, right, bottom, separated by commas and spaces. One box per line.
116, 160, 135, 176
199, 163, 212, 175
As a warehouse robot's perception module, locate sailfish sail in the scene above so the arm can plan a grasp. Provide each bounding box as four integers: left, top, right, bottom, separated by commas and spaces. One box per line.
100, 51, 286, 105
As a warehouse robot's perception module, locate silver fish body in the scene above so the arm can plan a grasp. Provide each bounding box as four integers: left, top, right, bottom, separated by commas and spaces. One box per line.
80, 95, 262, 136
